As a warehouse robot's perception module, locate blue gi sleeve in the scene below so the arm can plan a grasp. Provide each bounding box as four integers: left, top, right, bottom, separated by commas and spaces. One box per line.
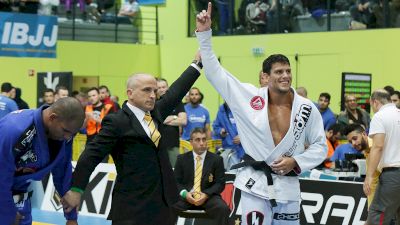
0, 120, 20, 225
51, 140, 77, 221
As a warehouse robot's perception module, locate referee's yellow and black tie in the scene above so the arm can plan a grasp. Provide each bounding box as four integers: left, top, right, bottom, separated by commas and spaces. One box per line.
144, 113, 161, 147
193, 155, 202, 199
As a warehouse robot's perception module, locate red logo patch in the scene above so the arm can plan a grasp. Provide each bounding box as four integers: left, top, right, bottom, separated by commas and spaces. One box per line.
250, 96, 265, 110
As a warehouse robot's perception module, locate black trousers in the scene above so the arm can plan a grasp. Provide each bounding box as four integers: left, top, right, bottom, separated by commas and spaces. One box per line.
171, 195, 230, 225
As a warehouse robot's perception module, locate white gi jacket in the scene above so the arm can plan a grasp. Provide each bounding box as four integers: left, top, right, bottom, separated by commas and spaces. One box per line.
196, 30, 327, 202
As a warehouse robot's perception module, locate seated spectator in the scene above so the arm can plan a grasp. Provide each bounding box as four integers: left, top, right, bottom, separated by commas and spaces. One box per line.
115, 0, 139, 24
38, 0, 59, 15
349, 0, 376, 28
322, 123, 342, 168
337, 94, 370, 131
172, 128, 230, 225
65, 0, 87, 20
316, 92, 336, 131
0, 0, 12, 12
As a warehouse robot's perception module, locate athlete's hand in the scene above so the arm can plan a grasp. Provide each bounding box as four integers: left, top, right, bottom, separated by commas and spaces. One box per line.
196, 2, 212, 32
61, 190, 82, 213
13, 212, 24, 225
233, 135, 241, 145
271, 156, 298, 175
66, 220, 78, 225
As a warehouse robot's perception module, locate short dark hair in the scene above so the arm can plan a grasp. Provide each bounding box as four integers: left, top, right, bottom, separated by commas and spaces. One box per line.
262, 54, 290, 74
319, 92, 331, 101
343, 123, 365, 136
392, 90, 400, 99
190, 87, 204, 103
384, 85, 395, 96
99, 85, 109, 92
1, 82, 13, 92
87, 87, 99, 94
327, 123, 343, 135
190, 127, 207, 139
43, 88, 54, 95
156, 78, 168, 85
55, 85, 68, 95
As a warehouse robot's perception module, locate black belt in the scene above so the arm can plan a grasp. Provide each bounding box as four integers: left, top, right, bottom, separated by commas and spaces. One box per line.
382, 167, 400, 172
13, 191, 33, 204
230, 154, 298, 207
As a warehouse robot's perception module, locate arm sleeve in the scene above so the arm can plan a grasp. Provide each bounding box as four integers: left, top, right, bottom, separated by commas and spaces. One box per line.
51, 140, 77, 220
173, 155, 186, 192
0, 123, 19, 225
203, 156, 226, 196
156, 66, 201, 120
292, 105, 328, 173
72, 115, 119, 190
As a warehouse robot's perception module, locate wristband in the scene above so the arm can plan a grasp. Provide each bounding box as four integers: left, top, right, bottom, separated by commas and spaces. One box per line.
71, 187, 84, 194
180, 190, 187, 199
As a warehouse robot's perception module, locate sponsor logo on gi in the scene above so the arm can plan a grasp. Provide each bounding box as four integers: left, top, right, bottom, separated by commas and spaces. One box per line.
250, 96, 265, 110
245, 178, 256, 189
274, 212, 300, 221
247, 211, 264, 225
293, 104, 312, 140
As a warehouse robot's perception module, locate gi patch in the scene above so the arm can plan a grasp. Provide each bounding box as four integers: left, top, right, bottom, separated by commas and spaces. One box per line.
247, 211, 264, 225
208, 173, 214, 182
245, 178, 256, 189
250, 96, 265, 110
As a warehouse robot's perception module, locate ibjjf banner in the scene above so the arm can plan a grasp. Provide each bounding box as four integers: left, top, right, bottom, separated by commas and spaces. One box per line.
37, 72, 72, 107
0, 12, 58, 58
138, 0, 165, 5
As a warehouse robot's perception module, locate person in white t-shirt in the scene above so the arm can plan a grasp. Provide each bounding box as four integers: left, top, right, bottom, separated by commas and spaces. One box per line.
117, 0, 139, 24
364, 89, 400, 225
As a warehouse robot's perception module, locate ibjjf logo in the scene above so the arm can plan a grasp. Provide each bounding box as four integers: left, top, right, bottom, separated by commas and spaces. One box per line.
250, 96, 265, 110
247, 211, 264, 225
293, 104, 312, 140
245, 178, 256, 189
274, 212, 300, 221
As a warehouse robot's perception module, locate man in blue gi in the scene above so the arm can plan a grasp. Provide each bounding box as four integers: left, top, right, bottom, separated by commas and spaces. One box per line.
0, 97, 85, 225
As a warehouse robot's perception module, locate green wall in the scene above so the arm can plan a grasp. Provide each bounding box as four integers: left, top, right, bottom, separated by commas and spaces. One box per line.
158, 1, 400, 120
0, 41, 160, 107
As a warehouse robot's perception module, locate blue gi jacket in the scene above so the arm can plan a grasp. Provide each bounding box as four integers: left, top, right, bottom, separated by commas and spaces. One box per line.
212, 103, 245, 159
0, 106, 77, 225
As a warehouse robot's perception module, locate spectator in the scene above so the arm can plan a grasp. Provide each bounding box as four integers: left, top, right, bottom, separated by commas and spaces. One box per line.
156, 78, 187, 166
342, 123, 379, 207
316, 92, 336, 130
55, 85, 69, 102
349, 0, 376, 28
13, 87, 29, 110
43, 88, 55, 106
0, 82, 18, 119
323, 123, 342, 168
65, 0, 87, 20
99, 85, 120, 112
116, 0, 139, 24
259, 70, 269, 87
215, 0, 235, 35
383, 85, 395, 96
85, 87, 113, 145
212, 102, 245, 170
337, 94, 371, 131
296, 86, 308, 98
172, 127, 230, 225
38, 0, 59, 15
390, 90, 400, 109
182, 87, 211, 140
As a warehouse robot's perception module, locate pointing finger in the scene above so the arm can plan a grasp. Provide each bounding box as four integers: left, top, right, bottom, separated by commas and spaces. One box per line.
207, 2, 212, 17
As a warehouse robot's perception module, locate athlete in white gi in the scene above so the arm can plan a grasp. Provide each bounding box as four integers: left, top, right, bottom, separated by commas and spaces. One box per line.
195, 3, 327, 225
